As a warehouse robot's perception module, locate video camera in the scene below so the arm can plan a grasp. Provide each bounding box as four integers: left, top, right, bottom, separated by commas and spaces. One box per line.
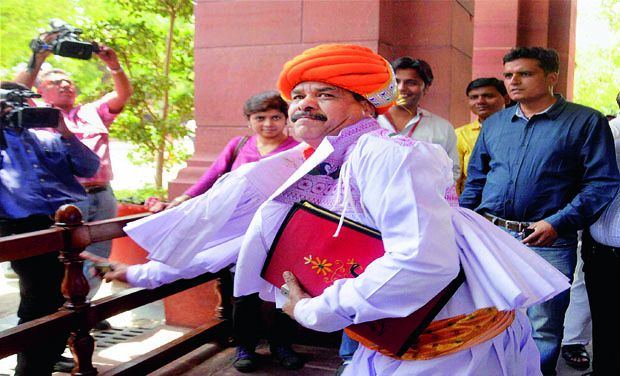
29, 19, 99, 60
0, 86, 59, 149
0, 88, 59, 129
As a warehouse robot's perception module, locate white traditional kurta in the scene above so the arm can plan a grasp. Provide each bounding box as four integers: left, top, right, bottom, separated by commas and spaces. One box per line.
124, 118, 569, 375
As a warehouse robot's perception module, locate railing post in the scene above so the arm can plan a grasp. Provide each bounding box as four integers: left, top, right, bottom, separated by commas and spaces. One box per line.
215, 269, 234, 346
217, 270, 234, 322
56, 204, 97, 376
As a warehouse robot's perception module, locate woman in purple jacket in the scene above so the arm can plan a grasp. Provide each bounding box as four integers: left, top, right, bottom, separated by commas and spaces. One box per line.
150, 90, 299, 212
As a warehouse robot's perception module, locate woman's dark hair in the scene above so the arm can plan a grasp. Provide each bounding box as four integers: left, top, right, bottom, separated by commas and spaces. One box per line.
243, 90, 288, 119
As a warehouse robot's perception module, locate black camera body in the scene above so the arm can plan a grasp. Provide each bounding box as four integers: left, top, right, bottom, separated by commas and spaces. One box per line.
0, 89, 59, 129
30, 19, 98, 60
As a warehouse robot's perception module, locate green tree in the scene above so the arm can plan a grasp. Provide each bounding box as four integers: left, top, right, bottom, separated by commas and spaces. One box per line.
85, 0, 194, 191
0, 0, 195, 193
573, 0, 620, 115
0, 0, 105, 82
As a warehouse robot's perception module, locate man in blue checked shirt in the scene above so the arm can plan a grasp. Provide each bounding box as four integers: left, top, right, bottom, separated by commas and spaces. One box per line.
459, 47, 620, 376
0, 81, 99, 376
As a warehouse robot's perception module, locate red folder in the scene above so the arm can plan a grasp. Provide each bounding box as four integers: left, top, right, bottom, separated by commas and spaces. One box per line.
261, 201, 464, 357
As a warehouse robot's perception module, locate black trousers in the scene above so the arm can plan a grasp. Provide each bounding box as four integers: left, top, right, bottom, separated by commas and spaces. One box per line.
1, 215, 68, 376
232, 293, 298, 349
581, 230, 620, 375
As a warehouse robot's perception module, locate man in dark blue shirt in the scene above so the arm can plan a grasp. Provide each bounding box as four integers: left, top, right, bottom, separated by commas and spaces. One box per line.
0, 81, 100, 376
460, 47, 619, 375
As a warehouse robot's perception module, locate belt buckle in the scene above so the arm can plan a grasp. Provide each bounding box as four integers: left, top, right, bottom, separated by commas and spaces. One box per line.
485, 213, 499, 225
504, 219, 517, 231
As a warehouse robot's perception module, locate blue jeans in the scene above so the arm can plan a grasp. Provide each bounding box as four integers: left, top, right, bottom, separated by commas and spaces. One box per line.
505, 229, 577, 375
339, 331, 358, 362
74, 185, 118, 299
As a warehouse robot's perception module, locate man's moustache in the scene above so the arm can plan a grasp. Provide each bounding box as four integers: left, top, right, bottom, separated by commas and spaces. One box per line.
291, 111, 328, 122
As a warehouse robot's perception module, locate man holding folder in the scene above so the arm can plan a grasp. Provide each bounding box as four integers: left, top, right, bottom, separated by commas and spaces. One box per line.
87, 44, 569, 375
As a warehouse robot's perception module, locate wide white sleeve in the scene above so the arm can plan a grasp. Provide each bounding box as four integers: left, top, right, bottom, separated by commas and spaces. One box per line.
124, 147, 301, 269
124, 170, 262, 269
294, 136, 461, 332
126, 236, 243, 289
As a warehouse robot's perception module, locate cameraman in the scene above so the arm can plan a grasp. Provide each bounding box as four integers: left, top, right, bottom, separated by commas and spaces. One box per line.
0, 81, 100, 375
15, 30, 133, 306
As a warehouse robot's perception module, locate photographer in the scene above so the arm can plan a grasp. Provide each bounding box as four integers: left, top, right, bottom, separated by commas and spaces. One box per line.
0, 81, 100, 375
15, 24, 133, 308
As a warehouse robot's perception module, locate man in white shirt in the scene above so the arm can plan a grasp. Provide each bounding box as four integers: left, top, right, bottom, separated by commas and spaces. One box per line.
377, 57, 460, 181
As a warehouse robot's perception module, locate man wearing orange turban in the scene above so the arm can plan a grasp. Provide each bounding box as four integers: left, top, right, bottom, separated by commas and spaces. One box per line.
88, 44, 568, 375
277, 44, 397, 116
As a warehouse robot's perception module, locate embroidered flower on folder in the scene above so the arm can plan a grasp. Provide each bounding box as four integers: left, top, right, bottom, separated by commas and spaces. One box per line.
308, 256, 333, 276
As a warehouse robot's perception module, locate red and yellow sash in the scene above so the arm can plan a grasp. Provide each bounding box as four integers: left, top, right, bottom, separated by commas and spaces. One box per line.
346, 307, 515, 360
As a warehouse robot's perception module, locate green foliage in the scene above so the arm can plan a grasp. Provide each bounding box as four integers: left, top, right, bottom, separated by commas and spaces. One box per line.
83, 0, 195, 188
0, 0, 106, 89
115, 184, 167, 205
573, 0, 620, 115
0, 0, 195, 190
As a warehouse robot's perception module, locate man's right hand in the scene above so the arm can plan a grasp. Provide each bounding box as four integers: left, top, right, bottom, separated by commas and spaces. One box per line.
522, 220, 559, 247
80, 251, 129, 283
31, 32, 59, 61
17, 32, 59, 88
148, 194, 191, 213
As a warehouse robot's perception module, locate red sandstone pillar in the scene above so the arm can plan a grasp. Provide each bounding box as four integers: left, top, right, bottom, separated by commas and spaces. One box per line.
165, 0, 575, 327
172, 0, 476, 202
378, 0, 475, 126
472, 0, 576, 99
165, 0, 475, 327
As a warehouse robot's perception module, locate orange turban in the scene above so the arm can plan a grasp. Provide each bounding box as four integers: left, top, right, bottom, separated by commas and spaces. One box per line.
277, 44, 397, 114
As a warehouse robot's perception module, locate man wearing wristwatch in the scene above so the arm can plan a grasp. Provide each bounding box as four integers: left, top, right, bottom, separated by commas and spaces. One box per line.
15, 35, 133, 309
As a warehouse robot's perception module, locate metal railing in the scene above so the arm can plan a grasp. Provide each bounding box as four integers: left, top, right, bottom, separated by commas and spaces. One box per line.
0, 204, 232, 375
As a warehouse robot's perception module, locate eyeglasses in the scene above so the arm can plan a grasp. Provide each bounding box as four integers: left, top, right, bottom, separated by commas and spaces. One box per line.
44, 78, 74, 87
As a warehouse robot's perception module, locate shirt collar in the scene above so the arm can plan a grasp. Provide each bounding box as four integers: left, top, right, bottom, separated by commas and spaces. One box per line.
472, 119, 482, 130
512, 94, 566, 121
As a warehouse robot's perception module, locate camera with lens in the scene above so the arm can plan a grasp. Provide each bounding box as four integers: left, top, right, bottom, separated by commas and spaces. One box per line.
29, 19, 99, 60
0, 88, 59, 130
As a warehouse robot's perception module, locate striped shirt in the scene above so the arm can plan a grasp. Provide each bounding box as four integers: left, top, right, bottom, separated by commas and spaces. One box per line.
590, 135, 620, 247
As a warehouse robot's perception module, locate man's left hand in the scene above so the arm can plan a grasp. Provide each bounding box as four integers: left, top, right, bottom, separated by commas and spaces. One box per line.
56, 116, 74, 139
94, 44, 120, 68
282, 271, 310, 319
522, 220, 558, 247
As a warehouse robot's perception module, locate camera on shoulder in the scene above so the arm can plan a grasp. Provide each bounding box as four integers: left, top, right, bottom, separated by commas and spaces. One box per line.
30, 19, 99, 60
0, 86, 59, 130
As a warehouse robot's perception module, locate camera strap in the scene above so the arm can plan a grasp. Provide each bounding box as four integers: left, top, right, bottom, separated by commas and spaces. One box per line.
27, 39, 52, 70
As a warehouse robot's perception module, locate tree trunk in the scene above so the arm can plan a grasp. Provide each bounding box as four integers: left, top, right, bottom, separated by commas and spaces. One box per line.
154, 6, 177, 191
155, 138, 165, 192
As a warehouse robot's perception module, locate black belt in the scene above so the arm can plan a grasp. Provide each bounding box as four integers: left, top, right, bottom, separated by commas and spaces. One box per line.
482, 212, 531, 232
84, 185, 108, 194
591, 240, 620, 257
